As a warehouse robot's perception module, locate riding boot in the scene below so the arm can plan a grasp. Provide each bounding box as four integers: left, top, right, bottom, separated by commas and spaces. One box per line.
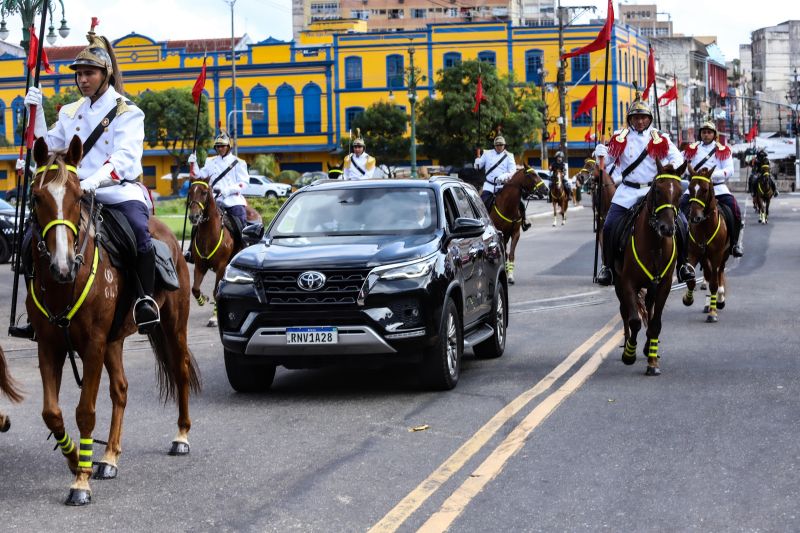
731, 220, 744, 257
519, 200, 531, 231
133, 247, 160, 334
9, 226, 37, 340
183, 225, 197, 264
675, 214, 696, 283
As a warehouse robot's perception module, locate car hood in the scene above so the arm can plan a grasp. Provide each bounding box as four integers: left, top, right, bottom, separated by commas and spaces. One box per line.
234, 233, 443, 270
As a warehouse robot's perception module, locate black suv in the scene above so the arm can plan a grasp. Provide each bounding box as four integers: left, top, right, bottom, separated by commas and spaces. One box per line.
216, 178, 508, 391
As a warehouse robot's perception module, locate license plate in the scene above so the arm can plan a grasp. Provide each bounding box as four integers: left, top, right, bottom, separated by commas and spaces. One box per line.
286, 327, 338, 344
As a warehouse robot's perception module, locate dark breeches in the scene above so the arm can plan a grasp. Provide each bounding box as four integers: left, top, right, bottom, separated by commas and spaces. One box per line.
225, 204, 247, 227
108, 201, 152, 254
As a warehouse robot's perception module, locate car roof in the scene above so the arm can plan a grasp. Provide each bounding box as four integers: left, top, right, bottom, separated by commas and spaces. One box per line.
301, 177, 460, 192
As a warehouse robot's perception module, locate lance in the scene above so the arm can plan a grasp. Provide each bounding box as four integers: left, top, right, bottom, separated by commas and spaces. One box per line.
181, 52, 208, 256
10, 0, 51, 334
593, 39, 611, 283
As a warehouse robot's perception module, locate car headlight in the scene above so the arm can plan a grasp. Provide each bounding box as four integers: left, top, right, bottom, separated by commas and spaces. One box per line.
377, 254, 437, 281
223, 264, 254, 284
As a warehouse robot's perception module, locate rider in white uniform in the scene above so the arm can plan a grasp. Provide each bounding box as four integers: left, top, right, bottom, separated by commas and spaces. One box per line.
343, 133, 376, 180
475, 136, 530, 230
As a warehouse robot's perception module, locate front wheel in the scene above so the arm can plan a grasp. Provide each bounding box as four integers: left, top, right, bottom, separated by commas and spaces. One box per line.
473, 281, 507, 359
419, 298, 463, 390
224, 350, 276, 392
265, 191, 278, 199
0, 235, 11, 264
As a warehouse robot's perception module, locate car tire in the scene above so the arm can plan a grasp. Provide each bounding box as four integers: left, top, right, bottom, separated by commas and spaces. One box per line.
224, 350, 276, 392
419, 298, 462, 391
0, 235, 11, 264
473, 281, 507, 359
265, 191, 278, 199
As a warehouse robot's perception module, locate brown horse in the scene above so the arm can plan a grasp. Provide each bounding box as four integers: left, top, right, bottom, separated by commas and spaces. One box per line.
590, 166, 617, 236
186, 178, 262, 326
327, 162, 344, 179
612, 160, 687, 376
549, 168, 569, 226
0, 344, 24, 433
681, 166, 731, 323
28, 136, 200, 506
488, 164, 548, 284
753, 169, 774, 224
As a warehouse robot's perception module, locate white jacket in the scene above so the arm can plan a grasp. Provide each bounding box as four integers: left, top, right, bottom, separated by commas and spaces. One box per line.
475, 149, 516, 194
682, 141, 735, 196
197, 153, 249, 208
343, 152, 376, 180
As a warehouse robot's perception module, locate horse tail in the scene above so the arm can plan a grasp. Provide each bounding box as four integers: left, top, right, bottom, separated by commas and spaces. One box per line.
0, 346, 24, 403
636, 289, 649, 329
147, 325, 202, 402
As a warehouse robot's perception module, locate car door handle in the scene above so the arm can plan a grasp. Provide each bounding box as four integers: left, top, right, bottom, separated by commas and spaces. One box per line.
468, 245, 483, 259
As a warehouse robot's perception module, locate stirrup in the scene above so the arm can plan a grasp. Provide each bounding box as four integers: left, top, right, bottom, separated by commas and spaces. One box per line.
183, 250, 194, 264
677, 263, 696, 283
134, 296, 160, 334
732, 243, 743, 257
8, 323, 36, 340
595, 265, 613, 286
521, 220, 531, 231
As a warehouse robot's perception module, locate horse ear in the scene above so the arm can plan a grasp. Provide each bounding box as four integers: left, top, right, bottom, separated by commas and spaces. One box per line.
687, 163, 694, 176
33, 137, 49, 167
676, 160, 688, 177
655, 158, 664, 175
707, 165, 716, 176
65, 135, 83, 166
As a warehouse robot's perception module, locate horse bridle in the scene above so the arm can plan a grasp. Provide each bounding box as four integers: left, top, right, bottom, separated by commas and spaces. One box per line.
521, 168, 547, 198
187, 180, 214, 223
687, 175, 715, 223
646, 173, 681, 235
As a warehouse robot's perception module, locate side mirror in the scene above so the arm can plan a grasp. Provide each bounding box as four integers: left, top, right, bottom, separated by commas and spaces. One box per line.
242, 223, 265, 246
449, 217, 485, 239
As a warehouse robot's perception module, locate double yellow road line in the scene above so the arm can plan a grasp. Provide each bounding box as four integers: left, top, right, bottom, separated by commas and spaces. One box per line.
369, 314, 624, 533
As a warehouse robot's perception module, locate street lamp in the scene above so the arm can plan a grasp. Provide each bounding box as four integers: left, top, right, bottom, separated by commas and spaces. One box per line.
0, 0, 70, 52
405, 40, 425, 179
224, 0, 238, 156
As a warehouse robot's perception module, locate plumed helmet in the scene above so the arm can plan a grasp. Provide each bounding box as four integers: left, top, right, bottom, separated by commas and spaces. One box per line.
555, 151, 564, 158
584, 157, 596, 165
69, 22, 124, 93
699, 120, 717, 135
627, 98, 653, 121
214, 130, 233, 147
353, 127, 366, 147
493, 135, 506, 146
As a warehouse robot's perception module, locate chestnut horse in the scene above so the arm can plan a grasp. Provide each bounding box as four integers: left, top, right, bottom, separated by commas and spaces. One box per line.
681, 166, 731, 323
28, 136, 200, 506
186, 178, 262, 326
327, 162, 344, 179
753, 169, 774, 224
611, 161, 687, 376
590, 166, 617, 236
549, 168, 569, 226
488, 164, 548, 284
0, 345, 24, 433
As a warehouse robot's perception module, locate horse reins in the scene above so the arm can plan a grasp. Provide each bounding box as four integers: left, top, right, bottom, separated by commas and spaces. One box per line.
187, 180, 225, 260
687, 175, 722, 247
630, 173, 681, 284
493, 169, 545, 224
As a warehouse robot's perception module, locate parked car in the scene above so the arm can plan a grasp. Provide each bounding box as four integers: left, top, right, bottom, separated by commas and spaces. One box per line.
293, 171, 328, 190
243, 174, 292, 199
216, 177, 509, 392
0, 198, 24, 263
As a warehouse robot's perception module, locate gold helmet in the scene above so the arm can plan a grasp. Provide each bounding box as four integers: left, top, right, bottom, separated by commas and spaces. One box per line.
699, 120, 717, 135
214, 130, 233, 147
69, 22, 124, 93
627, 99, 653, 121
353, 128, 366, 148
493, 135, 506, 146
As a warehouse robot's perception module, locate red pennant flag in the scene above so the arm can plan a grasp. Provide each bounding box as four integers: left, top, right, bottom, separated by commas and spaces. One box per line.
561, 0, 614, 60
473, 75, 488, 113
584, 127, 595, 142
27, 25, 53, 74
574, 84, 598, 119
192, 56, 207, 105
642, 46, 656, 100
658, 83, 677, 107
551, 128, 557, 142
745, 123, 759, 142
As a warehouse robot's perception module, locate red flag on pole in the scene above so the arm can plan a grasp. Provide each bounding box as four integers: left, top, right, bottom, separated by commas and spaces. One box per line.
551, 128, 557, 142
642, 46, 656, 100
473, 75, 487, 113
658, 83, 677, 107
192, 56, 208, 105
584, 127, 595, 142
561, 0, 614, 60
574, 84, 598, 119
745, 123, 759, 142
27, 25, 53, 74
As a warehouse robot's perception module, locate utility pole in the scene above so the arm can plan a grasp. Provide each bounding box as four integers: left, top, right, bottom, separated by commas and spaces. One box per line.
408, 43, 417, 179
540, 69, 549, 169
226, 0, 238, 156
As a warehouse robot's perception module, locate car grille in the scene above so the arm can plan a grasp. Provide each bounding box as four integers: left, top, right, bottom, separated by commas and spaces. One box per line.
258, 268, 371, 306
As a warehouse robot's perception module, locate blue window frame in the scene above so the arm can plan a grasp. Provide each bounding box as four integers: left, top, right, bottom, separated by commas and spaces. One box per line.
11, 96, 24, 145
250, 85, 269, 136
572, 101, 591, 126
386, 54, 404, 88
0, 99, 5, 140
525, 49, 544, 84
570, 50, 589, 82
345, 106, 364, 132
302, 83, 322, 134
345, 56, 362, 89
224, 87, 244, 136
276, 84, 295, 134
443, 52, 461, 69
478, 51, 496, 65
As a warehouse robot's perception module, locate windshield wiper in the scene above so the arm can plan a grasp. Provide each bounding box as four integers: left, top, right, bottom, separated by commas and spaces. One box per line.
270, 234, 305, 239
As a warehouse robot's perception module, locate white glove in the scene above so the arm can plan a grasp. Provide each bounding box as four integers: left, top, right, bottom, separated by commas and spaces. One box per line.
24, 86, 42, 108
593, 143, 608, 159
24, 86, 47, 139
15, 159, 26, 171
187, 153, 197, 164
80, 163, 114, 193
224, 185, 240, 197
496, 175, 510, 185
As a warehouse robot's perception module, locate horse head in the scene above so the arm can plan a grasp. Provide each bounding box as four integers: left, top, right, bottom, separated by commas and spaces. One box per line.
520, 164, 549, 199
685, 164, 717, 225
650, 159, 688, 238
327, 162, 344, 179
31, 136, 85, 284
186, 177, 215, 225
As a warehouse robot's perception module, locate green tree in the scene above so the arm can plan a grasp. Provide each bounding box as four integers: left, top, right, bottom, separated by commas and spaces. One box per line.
340, 101, 410, 172
251, 154, 279, 178
134, 88, 213, 194
43, 88, 83, 125
416, 60, 544, 166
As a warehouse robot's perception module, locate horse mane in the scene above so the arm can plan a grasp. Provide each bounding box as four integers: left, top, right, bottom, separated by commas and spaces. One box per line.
35, 152, 73, 188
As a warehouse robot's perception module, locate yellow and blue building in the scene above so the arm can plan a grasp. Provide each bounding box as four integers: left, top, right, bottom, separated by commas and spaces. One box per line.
0, 20, 651, 196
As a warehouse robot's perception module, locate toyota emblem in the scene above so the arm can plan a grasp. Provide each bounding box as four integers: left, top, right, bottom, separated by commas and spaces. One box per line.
297, 271, 326, 291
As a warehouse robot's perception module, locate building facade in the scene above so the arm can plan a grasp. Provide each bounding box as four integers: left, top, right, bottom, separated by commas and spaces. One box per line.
750, 20, 800, 135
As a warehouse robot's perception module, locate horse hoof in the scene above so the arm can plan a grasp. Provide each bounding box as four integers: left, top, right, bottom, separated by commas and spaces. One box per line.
645, 366, 661, 376
706, 314, 719, 323
206, 317, 218, 328
703, 305, 710, 313
700, 282, 707, 290
621, 354, 636, 366
0, 417, 9, 432
682, 295, 693, 307
92, 462, 118, 480
64, 488, 92, 506
168, 441, 190, 456
717, 300, 726, 310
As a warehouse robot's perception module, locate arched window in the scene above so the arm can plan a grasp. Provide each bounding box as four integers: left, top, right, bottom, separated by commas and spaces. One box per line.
525, 49, 544, 84
345, 106, 364, 132
478, 51, 496, 66
224, 87, 244, 136
572, 101, 591, 126
0, 99, 6, 141
570, 50, 589, 82
276, 84, 296, 134
386, 54, 404, 88
11, 96, 24, 145
302, 83, 322, 134
345, 56, 362, 89
623, 52, 628, 82
443, 52, 461, 69
249, 85, 269, 136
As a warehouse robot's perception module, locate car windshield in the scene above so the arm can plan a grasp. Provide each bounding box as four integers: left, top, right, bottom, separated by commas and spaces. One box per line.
272, 187, 438, 236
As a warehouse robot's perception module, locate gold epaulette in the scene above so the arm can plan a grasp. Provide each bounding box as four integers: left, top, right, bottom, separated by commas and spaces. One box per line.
343, 154, 352, 168
116, 97, 131, 115
60, 98, 88, 119
366, 156, 376, 170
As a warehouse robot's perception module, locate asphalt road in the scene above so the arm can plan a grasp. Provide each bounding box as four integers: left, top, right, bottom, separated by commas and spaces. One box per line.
0, 193, 797, 532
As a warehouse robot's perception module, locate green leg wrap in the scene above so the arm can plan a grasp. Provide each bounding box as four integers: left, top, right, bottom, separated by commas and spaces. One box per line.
709, 293, 717, 311
56, 432, 75, 456
647, 338, 659, 359
78, 438, 93, 470
624, 339, 637, 358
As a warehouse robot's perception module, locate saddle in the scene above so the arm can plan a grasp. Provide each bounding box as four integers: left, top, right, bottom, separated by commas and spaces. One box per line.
718, 202, 735, 246
220, 208, 245, 249
608, 197, 647, 264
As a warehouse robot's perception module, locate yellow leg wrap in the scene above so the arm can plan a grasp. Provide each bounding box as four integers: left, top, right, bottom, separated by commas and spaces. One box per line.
196, 294, 208, 306
56, 432, 75, 456
647, 338, 659, 359
78, 438, 93, 470
709, 294, 717, 311
624, 340, 637, 358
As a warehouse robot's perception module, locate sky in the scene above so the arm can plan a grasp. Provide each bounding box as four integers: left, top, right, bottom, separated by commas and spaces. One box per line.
1, 0, 798, 61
